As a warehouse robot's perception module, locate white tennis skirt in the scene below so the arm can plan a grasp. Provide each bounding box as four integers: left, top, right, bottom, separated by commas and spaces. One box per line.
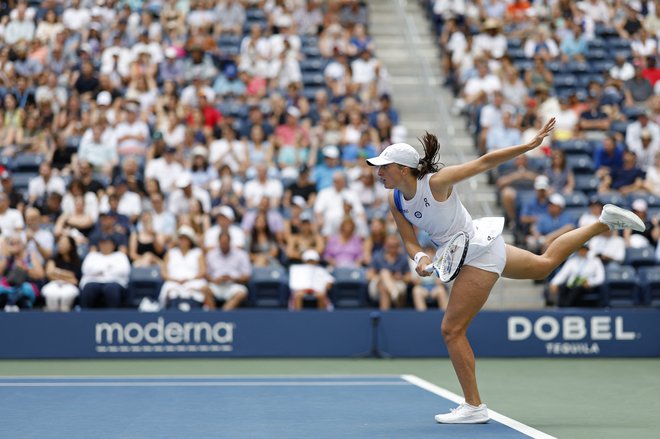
463, 217, 507, 276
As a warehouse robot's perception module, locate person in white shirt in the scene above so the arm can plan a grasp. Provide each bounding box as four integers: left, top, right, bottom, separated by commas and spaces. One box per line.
148, 192, 177, 239
472, 18, 507, 59
289, 249, 334, 310
144, 146, 184, 194
351, 49, 379, 87
79, 234, 131, 308
243, 164, 284, 209
27, 162, 66, 206
0, 193, 25, 236
62, 0, 91, 33
4, 3, 35, 45
204, 206, 246, 250
159, 226, 208, 310
99, 178, 142, 224
609, 54, 635, 82
314, 171, 365, 237
78, 122, 118, 175
168, 173, 212, 215
204, 231, 251, 311
549, 244, 605, 306
114, 104, 149, 157
23, 207, 53, 265
588, 229, 626, 265
625, 111, 660, 171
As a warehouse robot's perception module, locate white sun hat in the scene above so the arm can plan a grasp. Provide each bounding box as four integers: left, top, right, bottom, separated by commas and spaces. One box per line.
366, 143, 420, 168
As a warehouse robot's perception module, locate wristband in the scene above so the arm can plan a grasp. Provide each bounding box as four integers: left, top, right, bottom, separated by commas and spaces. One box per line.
413, 252, 427, 265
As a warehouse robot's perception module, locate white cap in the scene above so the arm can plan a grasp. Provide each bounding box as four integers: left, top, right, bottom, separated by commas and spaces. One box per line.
534, 175, 550, 190
165, 47, 177, 58
549, 193, 565, 208
96, 91, 112, 106
287, 106, 301, 119
302, 249, 320, 262
292, 195, 306, 208
213, 205, 235, 221
177, 225, 196, 245
176, 173, 192, 188
191, 145, 208, 157
323, 145, 340, 159
632, 199, 648, 212
366, 143, 420, 168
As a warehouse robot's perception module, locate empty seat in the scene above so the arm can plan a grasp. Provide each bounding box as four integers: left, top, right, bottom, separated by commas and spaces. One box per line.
13, 153, 45, 173
602, 266, 640, 307
127, 266, 163, 307
302, 72, 324, 87
574, 175, 600, 194
10, 172, 37, 193
596, 192, 627, 207
609, 120, 629, 134
627, 192, 660, 208
555, 139, 594, 155
624, 246, 656, 269
566, 154, 595, 174
638, 266, 660, 307
248, 266, 289, 308
330, 267, 369, 308
564, 191, 589, 208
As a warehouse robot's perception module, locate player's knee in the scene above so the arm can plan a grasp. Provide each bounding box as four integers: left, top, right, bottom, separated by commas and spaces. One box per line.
441, 321, 466, 343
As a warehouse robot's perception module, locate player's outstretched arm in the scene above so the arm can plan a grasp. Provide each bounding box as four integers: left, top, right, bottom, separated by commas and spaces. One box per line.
430, 117, 556, 189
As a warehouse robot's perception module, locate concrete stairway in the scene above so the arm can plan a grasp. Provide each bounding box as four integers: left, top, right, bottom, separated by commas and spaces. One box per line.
367, 0, 544, 309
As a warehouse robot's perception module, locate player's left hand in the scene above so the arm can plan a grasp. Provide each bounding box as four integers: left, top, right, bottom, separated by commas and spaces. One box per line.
528, 117, 556, 150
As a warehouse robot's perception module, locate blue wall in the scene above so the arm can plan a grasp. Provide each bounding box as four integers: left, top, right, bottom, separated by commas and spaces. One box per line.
1, 309, 659, 359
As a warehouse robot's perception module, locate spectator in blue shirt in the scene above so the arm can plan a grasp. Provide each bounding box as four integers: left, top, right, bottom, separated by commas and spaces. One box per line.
560, 21, 588, 62
527, 193, 575, 253
599, 149, 646, 194
519, 175, 551, 235
367, 234, 411, 310
312, 145, 344, 191
369, 94, 400, 127
594, 135, 624, 174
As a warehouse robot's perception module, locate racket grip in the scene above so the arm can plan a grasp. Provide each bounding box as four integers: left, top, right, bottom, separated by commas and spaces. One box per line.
423, 264, 435, 274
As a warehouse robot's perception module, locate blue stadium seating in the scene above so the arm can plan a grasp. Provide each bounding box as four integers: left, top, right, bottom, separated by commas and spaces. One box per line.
127, 266, 163, 307
248, 266, 289, 308
11, 172, 37, 193
638, 266, 660, 307
597, 192, 628, 207
603, 265, 640, 307
564, 191, 589, 208
574, 174, 600, 194
555, 139, 594, 155
13, 153, 45, 173
565, 154, 595, 175
624, 247, 656, 269
627, 193, 660, 207
330, 267, 369, 308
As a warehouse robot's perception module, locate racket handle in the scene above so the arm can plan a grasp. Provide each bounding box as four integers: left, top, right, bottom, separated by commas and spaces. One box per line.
423, 264, 435, 274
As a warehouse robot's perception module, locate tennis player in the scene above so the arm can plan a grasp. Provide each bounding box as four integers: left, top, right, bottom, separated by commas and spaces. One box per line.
366, 117, 645, 424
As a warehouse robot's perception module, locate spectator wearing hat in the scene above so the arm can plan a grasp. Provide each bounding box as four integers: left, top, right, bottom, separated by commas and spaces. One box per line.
159, 47, 185, 84
527, 193, 575, 253
214, 64, 247, 97
27, 161, 66, 207
183, 45, 217, 82
623, 199, 657, 248
288, 249, 334, 311
599, 149, 646, 195
114, 103, 149, 157
312, 145, 344, 191
518, 175, 551, 240
204, 231, 250, 311
88, 208, 129, 253
168, 172, 211, 215
159, 225, 208, 310
548, 244, 605, 307
578, 198, 605, 228
145, 145, 184, 194
473, 18, 507, 60
204, 205, 246, 250
79, 233, 130, 309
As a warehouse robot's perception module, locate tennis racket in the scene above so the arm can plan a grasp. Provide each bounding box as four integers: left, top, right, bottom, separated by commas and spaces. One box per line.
423, 231, 469, 282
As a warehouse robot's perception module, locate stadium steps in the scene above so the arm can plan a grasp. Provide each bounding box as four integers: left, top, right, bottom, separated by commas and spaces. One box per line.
367, 0, 545, 309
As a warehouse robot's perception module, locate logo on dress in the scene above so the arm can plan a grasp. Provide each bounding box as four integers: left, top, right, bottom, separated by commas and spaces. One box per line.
424, 197, 430, 207
414, 211, 422, 218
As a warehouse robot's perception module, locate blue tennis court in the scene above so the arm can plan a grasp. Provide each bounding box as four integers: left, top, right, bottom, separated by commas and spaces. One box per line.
1, 375, 553, 439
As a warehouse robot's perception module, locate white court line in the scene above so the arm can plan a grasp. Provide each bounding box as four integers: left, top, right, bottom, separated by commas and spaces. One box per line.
401, 375, 557, 439
0, 374, 403, 380
0, 380, 409, 388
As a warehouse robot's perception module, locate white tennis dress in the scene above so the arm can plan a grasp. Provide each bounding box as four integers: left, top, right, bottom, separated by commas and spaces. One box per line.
395, 173, 507, 275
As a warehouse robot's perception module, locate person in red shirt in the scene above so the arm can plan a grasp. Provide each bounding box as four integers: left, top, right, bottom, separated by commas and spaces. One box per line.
641, 56, 660, 86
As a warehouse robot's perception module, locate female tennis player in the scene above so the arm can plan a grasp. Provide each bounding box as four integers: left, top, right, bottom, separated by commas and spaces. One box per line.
366, 117, 645, 424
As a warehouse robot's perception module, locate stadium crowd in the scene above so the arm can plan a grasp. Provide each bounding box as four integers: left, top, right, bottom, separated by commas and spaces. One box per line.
429, 0, 660, 307
0, 0, 449, 313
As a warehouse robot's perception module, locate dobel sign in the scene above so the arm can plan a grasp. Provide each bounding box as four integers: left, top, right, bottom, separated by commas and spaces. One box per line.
507, 315, 636, 342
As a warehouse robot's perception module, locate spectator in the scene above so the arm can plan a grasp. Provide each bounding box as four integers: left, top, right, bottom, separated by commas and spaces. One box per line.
41, 235, 81, 312
497, 155, 540, 227
367, 234, 411, 311
314, 171, 365, 237
589, 229, 626, 266
88, 212, 128, 254
204, 231, 250, 311
244, 163, 284, 210
643, 151, 660, 195
27, 161, 66, 207
5, 1, 35, 45
283, 165, 317, 209
544, 149, 575, 195
624, 62, 654, 106
578, 199, 605, 228
144, 146, 185, 195
288, 249, 334, 311
284, 211, 325, 265
323, 217, 365, 269
526, 193, 575, 253
1, 171, 25, 212
548, 244, 605, 307
23, 206, 53, 264
247, 211, 281, 267
128, 211, 165, 268
599, 149, 645, 194
204, 205, 246, 251
159, 226, 208, 310
411, 245, 449, 311
623, 198, 656, 248
0, 192, 25, 237
148, 191, 177, 239
0, 232, 44, 311
485, 109, 522, 154
523, 27, 559, 61
609, 53, 635, 82
525, 56, 554, 92
114, 103, 149, 157
578, 95, 610, 138
518, 175, 551, 239
214, 0, 245, 36
79, 234, 130, 309
594, 135, 624, 174
168, 172, 211, 215
473, 18, 507, 60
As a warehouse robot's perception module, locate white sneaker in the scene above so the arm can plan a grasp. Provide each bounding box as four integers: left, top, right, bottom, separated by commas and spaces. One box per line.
599, 204, 646, 232
435, 403, 489, 424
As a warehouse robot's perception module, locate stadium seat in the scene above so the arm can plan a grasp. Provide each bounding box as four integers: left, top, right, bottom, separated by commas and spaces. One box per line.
574, 175, 600, 194
10, 172, 37, 193
587, 39, 606, 50
127, 266, 163, 307
330, 267, 369, 308
624, 246, 656, 269
610, 121, 629, 136
621, 106, 646, 120
638, 266, 660, 307
564, 191, 589, 208
553, 74, 578, 88
626, 192, 660, 208
586, 48, 608, 61
300, 58, 325, 72
555, 139, 593, 156
563, 206, 587, 223
566, 61, 589, 73
248, 266, 289, 308
302, 72, 324, 87
589, 60, 614, 74
602, 265, 640, 307
13, 153, 45, 173
527, 156, 551, 172
566, 154, 595, 175
596, 192, 627, 207
301, 45, 322, 58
